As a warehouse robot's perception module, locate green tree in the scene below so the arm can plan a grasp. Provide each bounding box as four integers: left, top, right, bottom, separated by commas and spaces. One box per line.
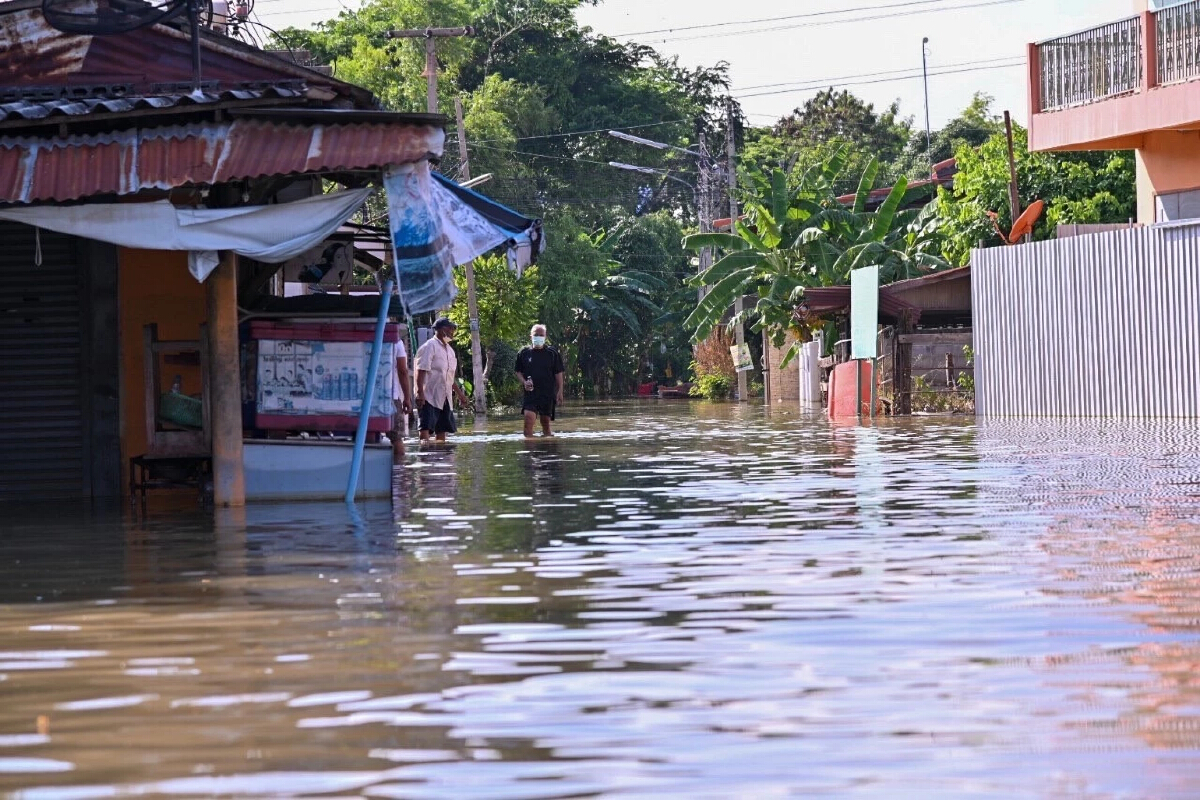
447, 254, 540, 404
936, 125, 1135, 265
776, 89, 911, 166
685, 149, 949, 366
893, 92, 1004, 180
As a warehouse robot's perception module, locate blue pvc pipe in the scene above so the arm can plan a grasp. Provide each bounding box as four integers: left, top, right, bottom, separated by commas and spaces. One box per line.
345, 278, 394, 504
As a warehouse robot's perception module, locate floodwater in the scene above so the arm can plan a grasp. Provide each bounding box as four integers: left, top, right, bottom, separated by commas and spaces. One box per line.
2, 403, 1200, 799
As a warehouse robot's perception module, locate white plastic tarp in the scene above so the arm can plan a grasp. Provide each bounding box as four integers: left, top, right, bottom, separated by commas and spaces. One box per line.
0, 188, 373, 281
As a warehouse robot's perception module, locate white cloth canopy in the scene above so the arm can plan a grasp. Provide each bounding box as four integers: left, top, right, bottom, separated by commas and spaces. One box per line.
0, 189, 373, 281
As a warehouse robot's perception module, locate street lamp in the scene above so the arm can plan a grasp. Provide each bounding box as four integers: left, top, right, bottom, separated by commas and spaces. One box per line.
608, 130, 701, 158
607, 161, 695, 188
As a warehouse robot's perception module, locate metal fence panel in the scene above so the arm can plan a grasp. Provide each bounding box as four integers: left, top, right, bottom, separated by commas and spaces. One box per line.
973, 225, 1200, 417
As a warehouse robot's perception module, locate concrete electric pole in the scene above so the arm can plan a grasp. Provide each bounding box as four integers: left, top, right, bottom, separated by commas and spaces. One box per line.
727, 100, 748, 403
385, 26, 474, 113
454, 96, 489, 416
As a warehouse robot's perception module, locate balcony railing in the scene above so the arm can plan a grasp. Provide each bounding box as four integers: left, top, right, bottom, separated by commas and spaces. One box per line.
1037, 16, 1143, 112
1158, 1, 1200, 85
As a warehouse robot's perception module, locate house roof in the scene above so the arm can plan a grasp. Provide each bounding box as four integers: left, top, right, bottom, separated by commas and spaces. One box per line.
801, 285, 923, 324
833, 158, 957, 210
0, 117, 446, 204
798, 266, 973, 325
0, 84, 309, 128
0, 1, 377, 129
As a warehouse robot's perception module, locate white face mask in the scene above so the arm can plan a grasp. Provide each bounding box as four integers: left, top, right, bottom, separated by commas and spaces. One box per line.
531, 335, 546, 348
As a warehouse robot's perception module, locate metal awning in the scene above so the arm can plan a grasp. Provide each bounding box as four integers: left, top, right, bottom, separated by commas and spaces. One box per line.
0, 116, 446, 205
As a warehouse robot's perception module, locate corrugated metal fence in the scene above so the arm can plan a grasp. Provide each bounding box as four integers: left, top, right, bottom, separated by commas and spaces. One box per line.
973, 224, 1200, 417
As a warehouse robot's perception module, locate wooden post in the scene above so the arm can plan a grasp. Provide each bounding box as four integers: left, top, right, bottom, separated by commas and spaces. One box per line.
456, 96, 488, 416
726, 100, 747, 403
1004, 111, 1021, 230
895, 313, 913, 415
206, 251, 245, 507
762, 329, 771, 406
944, 352, 955, 390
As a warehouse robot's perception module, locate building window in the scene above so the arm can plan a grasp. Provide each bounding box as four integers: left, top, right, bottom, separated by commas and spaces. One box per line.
1156, 189, 1200, 222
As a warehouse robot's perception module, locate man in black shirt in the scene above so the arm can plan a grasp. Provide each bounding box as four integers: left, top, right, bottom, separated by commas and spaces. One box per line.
515, 323, 565, 437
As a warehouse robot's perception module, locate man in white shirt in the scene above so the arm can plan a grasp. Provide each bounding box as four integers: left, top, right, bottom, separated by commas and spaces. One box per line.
414, 317, 470, 442
390, 336, 412, 457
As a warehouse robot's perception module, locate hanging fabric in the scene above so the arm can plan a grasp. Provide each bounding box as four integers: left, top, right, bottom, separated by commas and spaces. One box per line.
383, 161, 509, 316
0, 189, 373, 281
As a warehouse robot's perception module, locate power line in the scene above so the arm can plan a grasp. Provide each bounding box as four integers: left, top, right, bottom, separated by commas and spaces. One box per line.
733, 56, 1021, 93
735, 62, 1025, 99
613, 0, 976, 37
448, 118, 695, 146
647, 0, 1026, 43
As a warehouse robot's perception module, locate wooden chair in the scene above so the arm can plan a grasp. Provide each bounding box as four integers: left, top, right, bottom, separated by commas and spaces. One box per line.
129, 324, 213, 510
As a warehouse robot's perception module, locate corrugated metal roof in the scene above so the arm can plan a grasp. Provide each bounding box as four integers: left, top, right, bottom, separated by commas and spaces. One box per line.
0, 86, 307, 123
0, 5, 376, 110
0, 118, 446, 204
801, 285, 923, 324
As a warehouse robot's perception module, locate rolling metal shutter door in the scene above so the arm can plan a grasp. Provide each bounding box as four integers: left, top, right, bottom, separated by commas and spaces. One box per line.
0, 222, 85, 499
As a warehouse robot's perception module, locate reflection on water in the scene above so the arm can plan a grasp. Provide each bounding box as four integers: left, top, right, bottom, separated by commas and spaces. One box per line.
2, 403, 1200, 797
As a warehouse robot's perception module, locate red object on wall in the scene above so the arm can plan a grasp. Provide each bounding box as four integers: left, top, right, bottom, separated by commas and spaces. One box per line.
827, 361, 875, 419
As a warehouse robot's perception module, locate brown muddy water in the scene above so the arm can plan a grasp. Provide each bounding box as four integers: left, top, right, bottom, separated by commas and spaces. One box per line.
2, 402, 1200, 798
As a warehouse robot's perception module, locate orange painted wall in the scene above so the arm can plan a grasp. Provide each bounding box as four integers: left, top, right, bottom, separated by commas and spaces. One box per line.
117, 248, 207, 475
1135, 131, 1200, 223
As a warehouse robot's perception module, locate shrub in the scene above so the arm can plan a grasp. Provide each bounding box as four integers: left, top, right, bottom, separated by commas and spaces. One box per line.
690, 369, 732, 400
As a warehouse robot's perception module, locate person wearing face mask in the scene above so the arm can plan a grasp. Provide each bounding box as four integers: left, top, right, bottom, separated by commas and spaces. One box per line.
414, 317, 470, 443
515, 323, 565, 437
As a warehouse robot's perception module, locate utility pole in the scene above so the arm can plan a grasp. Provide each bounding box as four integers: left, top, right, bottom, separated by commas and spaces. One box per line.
922, 37, 932, 173
454, 97, 488, 416
1003, 110, 1023, 240
727, 100, 748, 403
385, 26, 474, 113
696, 132, 713, 301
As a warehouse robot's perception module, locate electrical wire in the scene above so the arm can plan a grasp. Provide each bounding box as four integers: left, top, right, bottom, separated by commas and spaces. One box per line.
612, 0, 984, 37
735, 61, 1025, 99
642, 0, 1026, 43
446, 118, 696, 146
732, 55, 1022, 93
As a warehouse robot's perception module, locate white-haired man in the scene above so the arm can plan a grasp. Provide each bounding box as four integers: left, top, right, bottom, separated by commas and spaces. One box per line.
515, 324, 565, 437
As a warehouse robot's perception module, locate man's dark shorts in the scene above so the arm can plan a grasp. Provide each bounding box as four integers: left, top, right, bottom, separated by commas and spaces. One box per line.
522, 394, 556, 420
419, 400, 457, 434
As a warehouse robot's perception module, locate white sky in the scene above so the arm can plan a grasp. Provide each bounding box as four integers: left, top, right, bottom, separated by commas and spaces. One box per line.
254, 0, 1134, 127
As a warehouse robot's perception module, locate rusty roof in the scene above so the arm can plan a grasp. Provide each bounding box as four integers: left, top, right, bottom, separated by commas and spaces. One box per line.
0, 117, 446, 204
0, 3, 376, 114
0, 85, 307, 127
801, 285, 922, 324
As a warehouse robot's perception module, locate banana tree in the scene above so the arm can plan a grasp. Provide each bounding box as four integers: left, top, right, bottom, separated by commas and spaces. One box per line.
683, 148, 949, 367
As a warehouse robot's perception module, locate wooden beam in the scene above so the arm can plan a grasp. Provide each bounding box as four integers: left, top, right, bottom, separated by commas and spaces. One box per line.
206, 251, 246, 507
897, 332, 973, 346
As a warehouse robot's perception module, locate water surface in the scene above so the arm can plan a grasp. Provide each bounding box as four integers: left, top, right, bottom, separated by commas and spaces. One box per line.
2, 402, 1200, 798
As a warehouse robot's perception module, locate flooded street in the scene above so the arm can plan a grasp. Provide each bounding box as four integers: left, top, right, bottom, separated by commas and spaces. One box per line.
2, 402, 1200, 798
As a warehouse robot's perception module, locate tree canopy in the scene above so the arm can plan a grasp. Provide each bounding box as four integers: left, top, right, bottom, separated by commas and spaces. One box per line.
275, 3, 1137, 401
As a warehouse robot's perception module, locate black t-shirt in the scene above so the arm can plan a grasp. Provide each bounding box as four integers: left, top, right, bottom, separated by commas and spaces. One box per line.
515, 346, 564, 398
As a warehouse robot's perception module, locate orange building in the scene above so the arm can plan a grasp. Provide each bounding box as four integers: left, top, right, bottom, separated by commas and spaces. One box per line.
1028, 0, 1200, 223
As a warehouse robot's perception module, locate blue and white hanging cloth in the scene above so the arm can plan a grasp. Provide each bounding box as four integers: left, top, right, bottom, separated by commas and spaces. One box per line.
383, 161, 544, 315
